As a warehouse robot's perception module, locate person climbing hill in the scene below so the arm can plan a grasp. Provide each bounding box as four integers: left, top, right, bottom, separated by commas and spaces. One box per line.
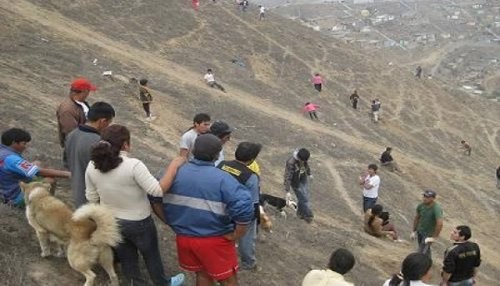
311, 73, 324, 93
303, 102, 319, 120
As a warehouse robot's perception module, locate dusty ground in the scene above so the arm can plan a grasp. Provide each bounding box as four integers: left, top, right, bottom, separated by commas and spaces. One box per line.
0, 0, 499, 285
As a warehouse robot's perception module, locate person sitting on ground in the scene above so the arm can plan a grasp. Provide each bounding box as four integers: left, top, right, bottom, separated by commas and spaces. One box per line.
460, 140, 471, 156
350, 90, 360, 109
302, 248, 356, 286
0, 128, 71, 208
364, 204, 397, 240
303, 102, 320, 120
210, 120, 233, 166
379, 211, 400, 241
204, 69, 226, 92
383, 252, 433, 286
139, 79, 156, 121
380, 147, 403, 173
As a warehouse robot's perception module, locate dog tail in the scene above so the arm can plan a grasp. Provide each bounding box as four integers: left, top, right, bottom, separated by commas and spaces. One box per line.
72, 204, 122, 247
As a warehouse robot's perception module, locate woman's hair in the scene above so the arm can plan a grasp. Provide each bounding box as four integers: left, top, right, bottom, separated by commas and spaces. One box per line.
368, 204, 383, 227
388, 253, 432, 286
91, 125, 130, 173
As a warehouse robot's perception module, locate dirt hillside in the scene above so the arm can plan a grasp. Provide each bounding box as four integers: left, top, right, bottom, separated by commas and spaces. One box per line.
0, 1, 499, 285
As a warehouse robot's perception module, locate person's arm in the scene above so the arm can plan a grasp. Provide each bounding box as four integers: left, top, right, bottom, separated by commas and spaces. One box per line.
150, 201, 166, 223
224, 224, 248, 241
441, 271, 452, 285
38, 168, 71, 178
413, 211, 420, 232
432, 218, 443, 238
58, 111, 79, 142
158, 157, 186, 192
132, 160, 163, 197
283, 160, 294, 193
85, 166, 100, 203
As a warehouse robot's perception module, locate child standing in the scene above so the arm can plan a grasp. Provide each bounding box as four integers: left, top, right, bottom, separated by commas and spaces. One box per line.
303, 102, 320, 120
311, 73, 324, 93
139, 79, 155, 121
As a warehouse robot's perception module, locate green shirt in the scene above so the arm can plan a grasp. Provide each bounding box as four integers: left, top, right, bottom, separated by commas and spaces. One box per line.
416, 202, 443, 236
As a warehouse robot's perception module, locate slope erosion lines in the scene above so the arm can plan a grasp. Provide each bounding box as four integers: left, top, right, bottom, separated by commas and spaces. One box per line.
323, 159, 359, 216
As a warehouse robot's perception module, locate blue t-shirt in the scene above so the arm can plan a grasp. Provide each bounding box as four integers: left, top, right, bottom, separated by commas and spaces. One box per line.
0, 144, 39, 202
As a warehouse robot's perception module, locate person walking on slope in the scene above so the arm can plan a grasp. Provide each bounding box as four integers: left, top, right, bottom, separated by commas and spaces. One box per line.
440, 225, 481, 286
311, 73, 324, 93
284, 148, 314, 223
204, 69, 226, 92
259, 5, 266, 20
218, 142, 262, 271
358, 164, 381, 212
139, 79, 156, 121
371, 99, 381, 122
411, 189, 443, 259
460, 140, 472, 156
303, 102, 320, 120
349, 90, 360, 109
302, 248, 356, 286
415, 66, 423, 79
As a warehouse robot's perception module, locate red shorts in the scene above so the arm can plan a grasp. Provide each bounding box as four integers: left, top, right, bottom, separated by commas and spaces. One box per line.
176, 235, 239, 281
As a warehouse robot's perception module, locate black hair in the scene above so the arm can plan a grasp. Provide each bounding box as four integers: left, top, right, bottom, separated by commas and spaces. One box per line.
193, 113, 211, 124
386, 147, 392, 152
305, 102, 311, 106
456, 225, 471, 240
388, 253, 432, 286
368, 204, 383, 227
235, 142, 262, 162
91, 125, 130, 173
139, 79, 148, 86
368, 164, 378, 172
87, 102, 116, 122
1, 128, 31, 146
207, 68, 212, 72
297, 148, 310, 161
328, 248, 355, 275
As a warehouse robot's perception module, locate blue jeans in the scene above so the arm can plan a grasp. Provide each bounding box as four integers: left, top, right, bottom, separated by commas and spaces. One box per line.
293, 182, 313, 219
363, 196, 377, 212
417, 231, 432, 259
238, 220, 257, 269
115, 216, 169, 286
449, 278, 474, 286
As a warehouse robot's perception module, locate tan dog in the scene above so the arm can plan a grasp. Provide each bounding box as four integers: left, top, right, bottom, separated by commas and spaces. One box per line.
259, 205, 273, 232
21, 182, 121, 286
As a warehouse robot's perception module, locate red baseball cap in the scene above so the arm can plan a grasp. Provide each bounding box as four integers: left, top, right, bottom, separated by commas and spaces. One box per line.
71, 78, 97, 91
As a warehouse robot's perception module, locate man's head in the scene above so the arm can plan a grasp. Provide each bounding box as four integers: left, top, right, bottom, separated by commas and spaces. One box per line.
235, 142, 262, 165
1, 128, 31, 153
422, 189, 437, 205
461, 140, 466, 144
207, 69, 213, 74
87, 102, 116, 132
192, 134, 222, 162
296, 148, 310, 162
451, 225, 471, 242
386, 147, 392, 153
210, 121, 232, 144
367, 164, 378, 175
139, 79, 148, 86
327, 248, 355, 275
193, 113, 211, 134
69, 78, 96, 102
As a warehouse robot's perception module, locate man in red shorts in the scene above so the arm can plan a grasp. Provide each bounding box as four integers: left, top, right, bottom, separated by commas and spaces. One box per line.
152, 134, 254, 286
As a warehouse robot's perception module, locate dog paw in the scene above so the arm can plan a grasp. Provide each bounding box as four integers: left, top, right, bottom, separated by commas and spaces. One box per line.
41, 251, 51, 258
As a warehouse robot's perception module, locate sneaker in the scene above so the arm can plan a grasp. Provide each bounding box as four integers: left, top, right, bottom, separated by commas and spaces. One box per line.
241, 265, 262, 272
170, 273, 185, 286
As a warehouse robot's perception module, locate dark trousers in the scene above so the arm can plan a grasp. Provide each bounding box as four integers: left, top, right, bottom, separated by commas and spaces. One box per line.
208, 81, 225, 92
352, 100, 358, 109
115, 216, 168, 286
314, 83, 322, 92
308, 111, 318, 120
363, 196, 377, 212
142, 103, 151, 117
417, 231, 432, 259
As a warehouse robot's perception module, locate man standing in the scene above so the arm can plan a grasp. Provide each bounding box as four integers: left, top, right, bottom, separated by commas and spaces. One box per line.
56, 78, 96, 148
138, 78, 156, 121
358, 164, 380, 212
415, 66, 423, 79
380, 147, 403, 173
284, 148, 314, 223
218, 142, 262, 271
159, 134, 254, 286
411, 189, 443, 258
204, 69, 226, 92
371, 99, 381, 122
0, 128, 71, 208
210, 120, 233, 167
349, 90, 360, 109
440, 225, 481, 286
179, 113, 211, 158
259, 5, 266, 20
64, 102, 115, 207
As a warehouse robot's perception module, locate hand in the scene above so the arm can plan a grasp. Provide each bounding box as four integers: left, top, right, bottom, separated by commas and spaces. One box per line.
424, 237, 435, 244
285, 192, 292, 205
223, 232, 236, 241
169, 156, 186, 169
308, 174, 314, 180
410, 231, 417, 240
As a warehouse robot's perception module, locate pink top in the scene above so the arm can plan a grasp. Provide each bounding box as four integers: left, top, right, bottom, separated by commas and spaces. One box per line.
304, 103, 320, 112
311, 75, 324, 85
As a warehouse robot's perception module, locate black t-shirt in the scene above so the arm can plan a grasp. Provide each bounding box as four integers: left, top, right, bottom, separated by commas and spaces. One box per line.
443, 241, 481, 282
380, 151, 393, 163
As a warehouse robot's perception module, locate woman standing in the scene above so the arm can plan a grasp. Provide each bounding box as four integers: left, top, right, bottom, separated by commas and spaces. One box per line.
85, 124, 185, 286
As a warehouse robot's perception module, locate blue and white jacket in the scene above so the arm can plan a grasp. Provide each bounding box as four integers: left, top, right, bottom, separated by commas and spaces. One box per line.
0, 144, 39, 202
162, 159, 254, 237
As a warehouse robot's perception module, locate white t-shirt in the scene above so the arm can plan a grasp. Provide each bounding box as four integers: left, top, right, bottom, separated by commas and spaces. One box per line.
204, 73, 215, 83
213, 148, 225, 167
179, 129, 198, 157
362, 174, 380, 198
382, 279, 435, 286
75, 100, 89, 118
260, 6, 265, 13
